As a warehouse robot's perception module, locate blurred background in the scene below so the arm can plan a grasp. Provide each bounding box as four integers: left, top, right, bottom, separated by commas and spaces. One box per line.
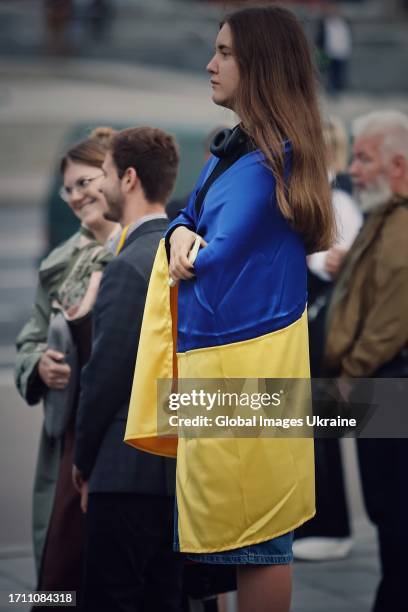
0, 1, 407, 610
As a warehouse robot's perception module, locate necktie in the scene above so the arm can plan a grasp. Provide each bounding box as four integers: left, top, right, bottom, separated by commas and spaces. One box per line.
115, 225, 130, 256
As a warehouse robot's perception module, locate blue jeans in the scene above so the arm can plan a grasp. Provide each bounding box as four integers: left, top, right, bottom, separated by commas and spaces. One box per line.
173, 499, 293, 565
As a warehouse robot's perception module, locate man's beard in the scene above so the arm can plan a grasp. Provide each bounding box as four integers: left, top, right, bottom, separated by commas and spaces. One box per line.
103, 192, 124, 223
354, 175, 393, 214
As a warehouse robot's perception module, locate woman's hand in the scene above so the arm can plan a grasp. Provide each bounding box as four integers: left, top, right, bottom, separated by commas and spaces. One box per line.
168, 226, 207, 284
38, 348, 71, 389
324, 247, 348, 279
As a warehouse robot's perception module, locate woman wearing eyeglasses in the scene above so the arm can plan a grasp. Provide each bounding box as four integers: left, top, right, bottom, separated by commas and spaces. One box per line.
15, 127, 119, 604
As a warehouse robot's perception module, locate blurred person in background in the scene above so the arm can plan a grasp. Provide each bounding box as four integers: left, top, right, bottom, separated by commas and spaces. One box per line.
74, 0, 114, 43
324, 110, 408, 612
316, 1, 352, 95
294, 116, 362, 561
86, 0, 113, 42
44, 0, 73, 54
15, 128, 119, 605
307, 116, 362, 374
73, 127, 184, 612
325, 115, 354, 194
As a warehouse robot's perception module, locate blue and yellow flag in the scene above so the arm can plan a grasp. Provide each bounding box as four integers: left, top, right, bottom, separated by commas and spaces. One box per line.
125, 150, 315, 553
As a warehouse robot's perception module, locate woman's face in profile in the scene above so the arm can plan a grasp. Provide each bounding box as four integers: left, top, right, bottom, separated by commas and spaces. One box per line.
206, 22, 240, 110
61, 161, 109, 228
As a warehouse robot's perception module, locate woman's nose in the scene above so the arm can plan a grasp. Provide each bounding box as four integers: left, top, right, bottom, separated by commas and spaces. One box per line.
206, 55, 217, 75
69, 190, 85, 208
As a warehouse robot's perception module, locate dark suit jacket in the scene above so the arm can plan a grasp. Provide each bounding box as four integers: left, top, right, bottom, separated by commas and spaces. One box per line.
74, 218, 176, 495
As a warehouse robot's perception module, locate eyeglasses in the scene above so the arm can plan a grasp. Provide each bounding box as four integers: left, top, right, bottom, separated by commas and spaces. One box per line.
59, 173, 104, 202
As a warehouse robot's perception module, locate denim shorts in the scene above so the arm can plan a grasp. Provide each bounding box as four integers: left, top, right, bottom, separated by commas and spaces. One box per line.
173, 501, 293, 565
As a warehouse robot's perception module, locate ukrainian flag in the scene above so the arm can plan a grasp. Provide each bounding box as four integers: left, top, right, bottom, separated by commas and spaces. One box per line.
125, 150, 315, 553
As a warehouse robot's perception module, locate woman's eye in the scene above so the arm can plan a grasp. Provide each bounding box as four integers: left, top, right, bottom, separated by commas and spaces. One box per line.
79, 178, 91, 188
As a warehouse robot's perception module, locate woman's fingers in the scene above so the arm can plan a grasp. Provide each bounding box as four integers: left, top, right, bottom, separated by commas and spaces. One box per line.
171, 264, 195, 280
48, 379, 69, 390
174, 253, 194, 275
169, 266, 195, 282
169, 226, 207, 282
169, 249, 194, 280
45, 348, 65, 361
38, 349, 71, 388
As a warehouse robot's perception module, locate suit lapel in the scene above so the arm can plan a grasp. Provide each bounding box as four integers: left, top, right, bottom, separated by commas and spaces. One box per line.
120, 218, 168, 253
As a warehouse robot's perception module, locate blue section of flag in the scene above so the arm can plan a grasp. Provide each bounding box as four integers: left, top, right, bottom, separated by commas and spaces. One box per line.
167, 145, 307, 352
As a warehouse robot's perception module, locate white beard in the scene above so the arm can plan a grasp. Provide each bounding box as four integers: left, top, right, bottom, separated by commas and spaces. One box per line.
354, 175, 393, 213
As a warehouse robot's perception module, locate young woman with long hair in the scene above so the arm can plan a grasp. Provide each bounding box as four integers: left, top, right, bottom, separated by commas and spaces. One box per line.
126, 6, 334, 612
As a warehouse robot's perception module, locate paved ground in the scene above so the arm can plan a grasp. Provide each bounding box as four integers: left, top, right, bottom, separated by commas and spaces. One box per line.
0, 518, 379, 611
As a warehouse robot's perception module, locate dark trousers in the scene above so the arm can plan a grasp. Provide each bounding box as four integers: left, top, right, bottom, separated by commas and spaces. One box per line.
295, 438, 351, 539
357, 439, 408, 612
299, 274, 351, 540
81, 493, 183, 612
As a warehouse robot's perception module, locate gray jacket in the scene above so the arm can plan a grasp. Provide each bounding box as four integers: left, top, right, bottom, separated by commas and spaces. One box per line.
14, 228, 112, 576
74, 218, 176, 494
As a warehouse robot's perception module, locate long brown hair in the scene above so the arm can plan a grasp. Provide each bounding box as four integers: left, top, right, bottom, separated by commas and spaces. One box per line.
224, 5, 334, 252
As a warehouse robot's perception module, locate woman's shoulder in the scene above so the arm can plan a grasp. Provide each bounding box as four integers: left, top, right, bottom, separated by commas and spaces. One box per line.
230, 140, 291, 174
39, 231, 82, 275
220, 151, 276, 198
87, 243, 114, 269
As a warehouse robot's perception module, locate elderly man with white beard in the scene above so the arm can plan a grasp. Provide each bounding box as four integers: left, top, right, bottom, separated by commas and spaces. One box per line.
324, 110, 408, 612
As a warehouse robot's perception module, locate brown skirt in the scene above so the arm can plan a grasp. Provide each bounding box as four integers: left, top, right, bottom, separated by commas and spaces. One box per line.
33, 313, 93, 610
34, 417, 85, 608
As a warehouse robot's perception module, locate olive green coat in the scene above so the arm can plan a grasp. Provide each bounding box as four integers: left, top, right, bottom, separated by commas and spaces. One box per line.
15, 227, 112, 577
325, 195, 408, 376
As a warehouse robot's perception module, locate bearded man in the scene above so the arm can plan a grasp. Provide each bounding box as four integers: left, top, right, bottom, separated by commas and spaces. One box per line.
324, 110, 408, 612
